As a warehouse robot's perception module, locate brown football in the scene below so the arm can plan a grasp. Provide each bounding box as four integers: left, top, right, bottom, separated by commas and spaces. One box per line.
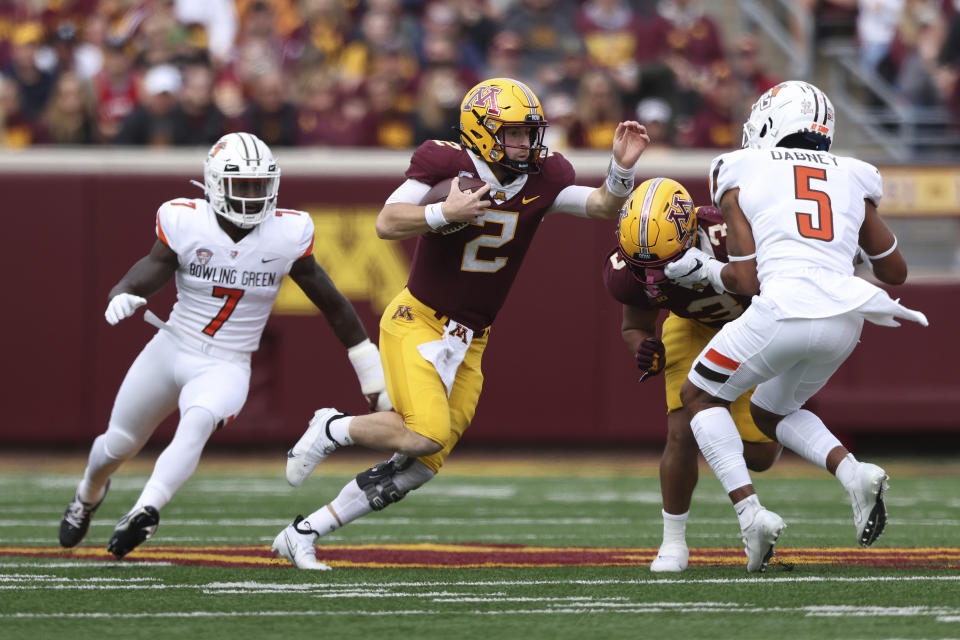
419, 176, 489, 235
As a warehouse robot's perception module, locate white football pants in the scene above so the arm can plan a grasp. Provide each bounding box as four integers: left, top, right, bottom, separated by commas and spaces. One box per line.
687, 296, 864, 416
79, 330, 250, 507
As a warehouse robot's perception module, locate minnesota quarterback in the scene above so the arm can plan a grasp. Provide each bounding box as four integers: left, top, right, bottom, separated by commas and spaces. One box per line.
272, 77, 650, 569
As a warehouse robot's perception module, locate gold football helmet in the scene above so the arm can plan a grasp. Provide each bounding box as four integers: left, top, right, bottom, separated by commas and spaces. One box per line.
459, 77, 548, 174
617, 177, 696, 283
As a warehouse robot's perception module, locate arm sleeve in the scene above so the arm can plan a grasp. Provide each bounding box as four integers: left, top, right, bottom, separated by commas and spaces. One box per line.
385, 179, 432, 205
545, 185, 593, 217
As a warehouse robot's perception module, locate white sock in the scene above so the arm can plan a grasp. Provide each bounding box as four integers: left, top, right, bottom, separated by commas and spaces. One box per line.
328, 416, 354, 446
305, 480, 372, 538
835, 453, 859, 491
690, 406, 752, 495
734, 494, 762, 530
661, 509, 688, 546
774, 409, 842, 470
134, 407, 216, 511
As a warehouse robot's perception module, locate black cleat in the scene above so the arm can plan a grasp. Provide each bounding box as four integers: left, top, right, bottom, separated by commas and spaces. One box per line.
107, 505, 159, 559
59, 479, 110, 548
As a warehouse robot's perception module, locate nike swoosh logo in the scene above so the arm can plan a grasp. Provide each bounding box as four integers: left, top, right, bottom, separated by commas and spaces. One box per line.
262, 257, 280, 263
521, 195, 540, 204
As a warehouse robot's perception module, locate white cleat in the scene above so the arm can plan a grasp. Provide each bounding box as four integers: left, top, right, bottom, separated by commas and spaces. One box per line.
285, 408, 350, 487
741, 508, 786, 573
650, 541, 689, 573
848, 462, 889, 547
271, 516, 331, 570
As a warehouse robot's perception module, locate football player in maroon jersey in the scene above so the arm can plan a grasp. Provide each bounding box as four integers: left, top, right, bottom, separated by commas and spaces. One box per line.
604, 177, 782, 572
272, 77, 650, 569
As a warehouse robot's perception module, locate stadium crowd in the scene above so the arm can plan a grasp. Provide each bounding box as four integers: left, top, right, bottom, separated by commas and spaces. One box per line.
1, 0, 958, 150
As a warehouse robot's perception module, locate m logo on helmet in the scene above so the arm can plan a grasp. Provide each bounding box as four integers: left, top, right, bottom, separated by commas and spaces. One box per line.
666, 194, 694, 239
466, 86, 502, 116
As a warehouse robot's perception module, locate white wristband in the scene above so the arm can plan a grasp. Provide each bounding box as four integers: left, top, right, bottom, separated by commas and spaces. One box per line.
867, 236, 897, 260
424, 202, 448, 230
605, 159, 634, 198
347, 339, 385, 395
704, 258, 726, 293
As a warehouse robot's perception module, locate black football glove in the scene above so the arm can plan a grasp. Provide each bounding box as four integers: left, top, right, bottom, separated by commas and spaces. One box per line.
636, 337, 665, 382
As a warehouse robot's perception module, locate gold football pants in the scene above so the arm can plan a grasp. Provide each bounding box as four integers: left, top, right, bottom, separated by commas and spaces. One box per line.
379, 288, 488, 473
661, 312, 771, 443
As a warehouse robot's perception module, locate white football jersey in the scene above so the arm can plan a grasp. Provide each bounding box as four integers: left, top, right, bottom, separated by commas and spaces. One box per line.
710, 148, 885, 318
156, 198, 314, 352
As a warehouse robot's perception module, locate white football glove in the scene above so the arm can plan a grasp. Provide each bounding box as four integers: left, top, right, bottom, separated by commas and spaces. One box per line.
663, 247, 726, 294
347, 339, 392, 412
104, 293, 147, 325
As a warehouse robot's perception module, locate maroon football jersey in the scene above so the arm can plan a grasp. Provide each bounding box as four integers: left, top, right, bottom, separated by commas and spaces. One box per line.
602, 206, 751, 328
404, 140, 576, 331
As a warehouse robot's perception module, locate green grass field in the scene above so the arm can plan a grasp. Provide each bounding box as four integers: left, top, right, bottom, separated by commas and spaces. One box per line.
1, 451, 959, 639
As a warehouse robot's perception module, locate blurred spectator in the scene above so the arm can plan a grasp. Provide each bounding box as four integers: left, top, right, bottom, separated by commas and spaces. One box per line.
857, 0, 907, 74
132, 3, 180, 69
337, 7, 419, 95
449, 0, 501, 70
173, 0, 238, 68
677, 62, 742, 149
295, 69, 362, 146
114, 63, 182, 146
567, 69, 624, 148
171, 63, 226, 145
4, 22, 56, 118
635, 96, 674, 147
241, 68, 298, 146
510, 0, 579, 82
0, 74, 44, 148
539, 37, 590, 98
540, 91, 576, 151
650, 0, 726, 67
575, 0, 645, 95
298, 0, 351, 73
418, 1, 485, 75
482, 30, 526, 83
37, 20, 104, 80
234, 0, 306, 83
93, 36, 138, 143
893, 0, 949, 107
361, 73, 415, 148
732, 33, 780, 96
413, 64, 470, 144
41, 70, 97, 144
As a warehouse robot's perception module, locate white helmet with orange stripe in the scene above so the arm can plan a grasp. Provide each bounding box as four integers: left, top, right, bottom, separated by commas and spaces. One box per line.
200, 132, 280, 229
742, 80, 835, 152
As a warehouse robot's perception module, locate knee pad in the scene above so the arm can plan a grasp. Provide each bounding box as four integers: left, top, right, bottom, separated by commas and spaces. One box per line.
356, 458, 434, 511
101, 428, 140, 461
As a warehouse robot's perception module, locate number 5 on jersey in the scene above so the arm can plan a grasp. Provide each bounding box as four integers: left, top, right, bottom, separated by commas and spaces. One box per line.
203, 286, 245, 336
794, 165, 834, 242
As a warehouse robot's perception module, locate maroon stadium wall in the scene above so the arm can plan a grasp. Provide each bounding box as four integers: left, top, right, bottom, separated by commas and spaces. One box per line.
2, 169, 955, 449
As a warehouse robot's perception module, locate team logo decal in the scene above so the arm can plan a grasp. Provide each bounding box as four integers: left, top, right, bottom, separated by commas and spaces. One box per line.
665, 194, 694, 238
230, 250, 239, 259
210, 140, 227, 157
465, 86, 502, 116
391, 305, 413, 321
800, 99, 814, 115
196, 248, 213, 265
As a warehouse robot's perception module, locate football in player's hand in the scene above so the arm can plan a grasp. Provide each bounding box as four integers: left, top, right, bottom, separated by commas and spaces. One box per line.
419, 176, 488, 235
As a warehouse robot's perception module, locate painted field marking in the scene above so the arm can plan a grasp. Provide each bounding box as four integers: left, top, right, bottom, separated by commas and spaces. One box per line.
1, 544, 959, 569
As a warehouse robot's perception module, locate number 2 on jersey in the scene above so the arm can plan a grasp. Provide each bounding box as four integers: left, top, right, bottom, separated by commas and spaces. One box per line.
794, 165, 834, 241
203, 286, 244, 336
